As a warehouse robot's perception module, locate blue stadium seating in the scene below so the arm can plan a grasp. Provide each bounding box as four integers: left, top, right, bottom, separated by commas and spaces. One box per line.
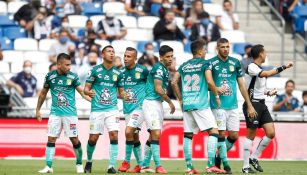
81, 2, 103, 17
151, 3, 161, 17
3, 26, 27, 40
0, 15, 16, 26
184, 41, 191, 53
233, 42, 249, 56
0, 27, 2, 36
292, 6, 307, 33
203, 0, 212, 3
137, 41, 159, 53
0, 37, 14, 50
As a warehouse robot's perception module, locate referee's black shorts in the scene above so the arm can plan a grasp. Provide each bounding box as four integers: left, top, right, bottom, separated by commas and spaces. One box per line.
243, 101, 273, 129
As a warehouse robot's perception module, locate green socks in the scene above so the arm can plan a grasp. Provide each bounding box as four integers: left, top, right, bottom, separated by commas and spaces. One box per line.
73, 141, 83, 165
46, 142, 55, 168
125, 141, 134, 163
109, 140, 118, 168
133, 142, 143, 166
184, 136, 193, 170
218, 137, 229, 168
86, 141, 96, 162
151, 140, 161, 167
142, 140, 152, 167
207, 134, 218, 167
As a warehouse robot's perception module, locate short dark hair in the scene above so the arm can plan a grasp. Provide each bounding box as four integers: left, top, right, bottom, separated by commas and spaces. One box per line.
302, 91, 307, 97
217, 38, 229, 46
223, 0, 232, 4
102, 45, 114, 53
126, 47, 138, 56
86, 19, 92, 24
285, 79, 295, 87
57, 53, 71, 62
191, 39, 206, 55
250, 44, 264, 59
159, 45, 173, 56
198, 11, 210, 19
145, 42, 153, 48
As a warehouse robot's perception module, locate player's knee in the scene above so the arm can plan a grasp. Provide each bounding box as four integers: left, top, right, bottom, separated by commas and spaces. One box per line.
109, 131, 118, 140
207, 128, 219, 135
69, 137, 79, 145
218, 131, 226, 137
48, 137, 57, 143
266, 132, 275, 139
125, 131, 134, 140
228, 132, 239, 140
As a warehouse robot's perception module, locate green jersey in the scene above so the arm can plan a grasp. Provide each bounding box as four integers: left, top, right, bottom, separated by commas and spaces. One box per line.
178, 58, 211, 111
43, 70, 81, 116
120, 64, 149, 114
145, 62, 169, 101
86, 64, 122, 112
208, 56, 243, 109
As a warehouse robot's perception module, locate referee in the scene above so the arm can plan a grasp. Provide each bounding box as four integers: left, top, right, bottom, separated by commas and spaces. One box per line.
241, 44, 293, 173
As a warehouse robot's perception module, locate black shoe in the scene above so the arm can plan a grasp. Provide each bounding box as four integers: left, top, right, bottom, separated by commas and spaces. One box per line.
242, 167, 256, 174
84, 162, 92, 173
107, 167, 117, 174
249, 158, 264, 172
215, 155, 222, 168
224, 166, 232, 174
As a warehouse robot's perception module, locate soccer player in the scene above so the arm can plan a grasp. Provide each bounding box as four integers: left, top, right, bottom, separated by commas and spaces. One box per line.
171, 39, 227, 174
117, 47, 149, 173
83, 45, 124, 174
36, 53, 91, 173
142, 45, 175, 174
242, 45, 293, 173
208, 38, 257, 174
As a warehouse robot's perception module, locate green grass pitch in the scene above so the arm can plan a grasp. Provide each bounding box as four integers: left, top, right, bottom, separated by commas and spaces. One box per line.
0, 160, 307, 175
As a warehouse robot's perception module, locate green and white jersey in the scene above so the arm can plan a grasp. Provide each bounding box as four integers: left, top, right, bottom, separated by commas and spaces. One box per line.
178, 58, 211, 111
86, 64, 122, 112
208, 56, 244, 109
145, 62, 169, 101
120, 64, 149, 114
44, 70, 81, 116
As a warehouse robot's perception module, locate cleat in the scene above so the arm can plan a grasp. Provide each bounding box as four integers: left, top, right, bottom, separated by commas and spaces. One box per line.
127, 165, 141, 173
186, 168, 200, 174
76, 164, 84, 173
206, 166, 226, 174
118, 160, 130, 172
84, 162, 92, 173
249, 158, 263, 172
242, 167, 256, 174
224, 166, 232, 174
107, 167, 117, 174
156, 166, 167, 174
140, 166, 155, 173
38, 166, 53, 173
215, 155, 222, 169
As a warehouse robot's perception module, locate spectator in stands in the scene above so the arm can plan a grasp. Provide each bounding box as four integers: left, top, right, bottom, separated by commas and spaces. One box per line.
78, 19, 94, 41
14, 0, 41, 31
48, 29, 75, 63
125, 0, 147, 16
51, 8, 66, 30
189, 12, 221, 42
301, 91, 307, 112
240, 44, 253, 73
34, 9, 52, 40
185, 0, 204, 29
216, 0, 240, 30
78, 29, 100, 63
49, 63, 57, 71
78, 52, 98, 86
153, 10, 188, 44
273, 80, 300, 112
97, 12, 127, 42
113, 56, 123, 69
57, 16, 78, 42
159, 0, 173, 19
138, 42, 159, 67
172, 0, 185, 17
6, 60, 38, 98
41, 0, 57, 15
63, 0, 82, 15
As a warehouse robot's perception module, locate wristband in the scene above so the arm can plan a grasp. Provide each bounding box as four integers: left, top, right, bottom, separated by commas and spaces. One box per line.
276, 65, 286, 73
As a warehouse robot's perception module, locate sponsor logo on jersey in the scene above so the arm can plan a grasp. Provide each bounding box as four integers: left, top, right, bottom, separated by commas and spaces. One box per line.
135, 72, 140, 79
222, 68, 227, 74
125, 88, 137, 103
49, 74, 57, 80
58, 80, 63, 85
51, 79, 56, 84
220, 79, 232, 96
56, 92, 69, 107
113, 74, 118, 81
229, 65, 235, 72
104, 75, 109, 80
127, 76, 131, 82
66, 79, 72, 85
67, 74, 74, 79
98, 88, 111, 104
215, 65, 220, 70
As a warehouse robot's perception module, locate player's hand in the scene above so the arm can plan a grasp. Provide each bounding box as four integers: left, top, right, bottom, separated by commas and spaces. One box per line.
123, 93, 130, 101
215, 98, 221, 109
36, 110, 42, 122
247, 105, 257, 119
286, 62, 293, 69
169, 102, 175, 114
217, 86, 226, 95
88, 89, 96, 98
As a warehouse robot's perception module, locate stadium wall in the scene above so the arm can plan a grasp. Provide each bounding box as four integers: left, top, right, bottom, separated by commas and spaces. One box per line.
0, 119, 306, 160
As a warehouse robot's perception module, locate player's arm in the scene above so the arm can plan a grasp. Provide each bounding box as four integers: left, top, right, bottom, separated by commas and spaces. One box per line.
118, 87, 129, 101
205, 69, 221, 108
258, 62, 293, 78
76, 85, 91, 102
84, 83, 96, 98
35, 86, 49, 122
237, 77, 257, 118
154, 79, 175, 114
171, 72, 182, 101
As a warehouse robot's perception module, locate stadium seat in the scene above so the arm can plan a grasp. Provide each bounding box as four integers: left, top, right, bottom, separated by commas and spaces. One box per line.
2, 50, 24, 63
266, 77, 289, 90
150, 3, 161, 16
125, 28, 153, 41
137, 41, 159, 53
0, 62, 10, 73
35, 62, 50, 74
11, 61, 24, 73
0, 37, 13, 50
229, 53, 243, 61
138, 16, 160, 29
233, 42, 249, 56
23, 97, 38, 109
203, 0, 212, 3
14, 38, 38, 51
175, 17, 185, 29
81, 2, 102, 16
0, 15, 16, 26
117, 16, 137, 28
0, 1, 7, 14
203, 3, 223, 16
103, 2, 126, 15
305, 20, 307, 31
7, 1, 27, 14
111, 40, 136, 54
175, 52, 192, 66
221, 30, 246, 43
39, 39, 57, 51
94, 39, 110, 49
24, 51, 49, 63
160, 41, 184, 54
3, 26, 27, 40
205, 53, 216, 60
207, 41, 217, 54
68, 15, 88, 28
90, 15, 104, 28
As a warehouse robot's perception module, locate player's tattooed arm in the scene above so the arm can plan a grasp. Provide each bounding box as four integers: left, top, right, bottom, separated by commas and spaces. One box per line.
171, 72, 182, 102
36, 87, 49, 122
76, 85, 91, 102
205, 70, 221, 108
84, 83, 96, 98
154, 79, 175, 114
237, 77, 257, 118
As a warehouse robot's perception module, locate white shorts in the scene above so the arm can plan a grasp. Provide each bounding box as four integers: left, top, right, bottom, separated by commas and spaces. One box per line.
212, 109, 240, 131
89, 110, 120, 135
124, 110, 145, 130
142, 99, 164, 130
47, 115, 78, 138
183, 109, 217, 134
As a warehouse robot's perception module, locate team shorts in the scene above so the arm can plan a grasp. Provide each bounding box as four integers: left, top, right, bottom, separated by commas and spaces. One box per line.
89, 110, 120, 134
243, 101, 273, 129
184, 109, 218, 134
212, 109, 240, 131
142, 99, 164, 130
124, 110, 145, 132
47, 115, 78, 138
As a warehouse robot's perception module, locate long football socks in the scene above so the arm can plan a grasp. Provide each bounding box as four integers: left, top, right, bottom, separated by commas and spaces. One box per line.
86, 141, 96, 162
142, 140, 152, 167
183, 135, 193, 170
151, 140, 161, 167
46, 142, 55, 168
207, 134, 218, 167
109, 140, 119, 169
133, 142, 143, 166
73, 141, 83, 165
217, 137, 230, 168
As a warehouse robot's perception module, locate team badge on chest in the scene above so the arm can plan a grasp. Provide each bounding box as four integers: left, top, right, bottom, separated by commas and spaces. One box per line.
113, 74, 118, 81
229, 65, 234, 72
66, 79, 72, 85
135, 72, 140, 79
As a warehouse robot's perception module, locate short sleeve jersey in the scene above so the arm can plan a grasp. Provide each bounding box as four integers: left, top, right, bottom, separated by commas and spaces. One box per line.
145, 62, 169, 101
86, 64, 122, 112
209, 56, 243, 109
178, 58, 211, 111
120, 64, 149, 114
44, 70, 81, 116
